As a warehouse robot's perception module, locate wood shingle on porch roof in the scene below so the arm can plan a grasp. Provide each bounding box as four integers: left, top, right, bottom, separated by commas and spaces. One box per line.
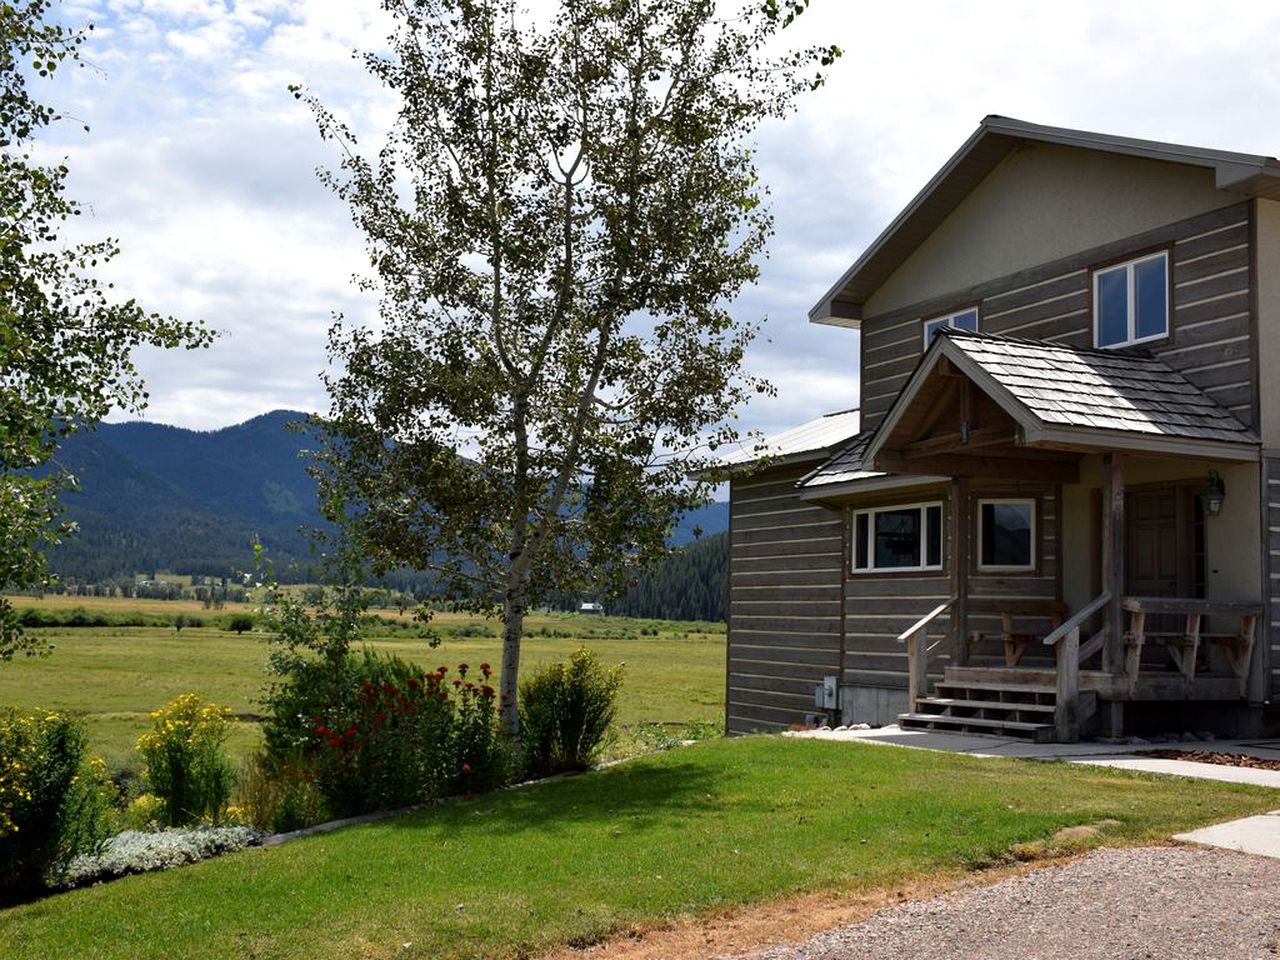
946, 331, 1256, 444
862, 329, 1260, 474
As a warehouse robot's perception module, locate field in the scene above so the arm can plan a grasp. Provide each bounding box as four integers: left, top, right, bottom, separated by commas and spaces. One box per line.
4, 736, 1278, 960
0, 595, 725, 768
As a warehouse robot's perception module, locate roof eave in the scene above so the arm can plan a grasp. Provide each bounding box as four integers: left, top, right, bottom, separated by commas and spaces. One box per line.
809, 116, 1280, 324
1023, 424, 1260, 462
798, 473, 950, 503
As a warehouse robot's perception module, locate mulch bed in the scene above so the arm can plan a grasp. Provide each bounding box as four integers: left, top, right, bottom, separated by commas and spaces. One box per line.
1134, 749, 1280, 771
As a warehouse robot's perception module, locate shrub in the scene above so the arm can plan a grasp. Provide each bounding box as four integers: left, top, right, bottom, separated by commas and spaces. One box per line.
120, 793, 165, 831
233, 751, 327, 834
226, 614, 256, 634
137, 694, 236, 826
61, 825, 263, 887
519, 648, 623, 778
264, 652, 508, 816
0, 709, 114, 899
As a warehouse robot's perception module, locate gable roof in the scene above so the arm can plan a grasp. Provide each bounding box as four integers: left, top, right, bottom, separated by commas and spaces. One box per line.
811, 116, 1280, 328
715, 408, 862, 471
863, 329, 1258, 466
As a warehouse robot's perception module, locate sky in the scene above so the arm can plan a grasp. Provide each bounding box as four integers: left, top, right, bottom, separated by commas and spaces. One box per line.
36, 0, 1280, 439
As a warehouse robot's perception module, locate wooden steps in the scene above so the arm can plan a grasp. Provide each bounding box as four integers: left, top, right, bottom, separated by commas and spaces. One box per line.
898, 676, 1097, 742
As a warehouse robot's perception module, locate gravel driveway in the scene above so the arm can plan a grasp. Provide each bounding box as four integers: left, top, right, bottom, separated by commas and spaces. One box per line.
735, 846, 1280, 960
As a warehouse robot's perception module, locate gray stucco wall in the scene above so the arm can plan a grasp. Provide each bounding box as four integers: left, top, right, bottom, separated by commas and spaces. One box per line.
865, 143, 1240, 318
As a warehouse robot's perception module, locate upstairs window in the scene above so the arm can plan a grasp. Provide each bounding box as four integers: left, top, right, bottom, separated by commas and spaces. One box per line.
977, 499, 1035, 571
1094, 251, 1168, 348
923, 307, 978, 347
853, 502, 943, 573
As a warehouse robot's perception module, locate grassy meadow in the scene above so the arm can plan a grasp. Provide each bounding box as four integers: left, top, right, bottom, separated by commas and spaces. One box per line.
0, 595, 725, 768
4, 736, 1278, 960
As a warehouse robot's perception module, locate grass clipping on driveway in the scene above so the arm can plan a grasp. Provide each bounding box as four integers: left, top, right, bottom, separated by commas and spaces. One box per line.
4, 736, 1277, 960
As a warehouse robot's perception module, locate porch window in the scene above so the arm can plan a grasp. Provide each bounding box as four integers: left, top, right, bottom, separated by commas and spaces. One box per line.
977, 499, 1035, 571
922, 307, 978, 346
852, 502, 943, 573
1093, 251, 1168, 348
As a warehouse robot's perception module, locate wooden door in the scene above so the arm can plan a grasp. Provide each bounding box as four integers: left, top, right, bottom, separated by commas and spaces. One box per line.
1126, 489, 1179, 597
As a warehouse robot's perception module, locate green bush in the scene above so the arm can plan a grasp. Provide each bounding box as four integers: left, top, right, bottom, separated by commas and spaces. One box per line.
136, 694, 236, 826
264, 651, 508, 816
0, 709, 114, 899
519, 647, 623, 778
225, 614, 256, 634
233, 751, 328, 833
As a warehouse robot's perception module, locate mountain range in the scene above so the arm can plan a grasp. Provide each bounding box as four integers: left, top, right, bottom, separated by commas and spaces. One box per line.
46, 411, 729, 583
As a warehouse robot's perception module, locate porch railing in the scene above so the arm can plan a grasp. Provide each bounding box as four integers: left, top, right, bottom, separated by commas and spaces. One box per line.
1120, 597, 1261, 698
897, 599, 955, 708
1041, 591, 1111, 742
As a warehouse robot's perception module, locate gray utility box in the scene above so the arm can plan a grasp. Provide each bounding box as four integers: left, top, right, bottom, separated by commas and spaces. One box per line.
813, 675, 839, 710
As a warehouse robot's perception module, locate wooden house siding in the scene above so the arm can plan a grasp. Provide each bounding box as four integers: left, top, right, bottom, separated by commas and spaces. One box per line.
839, 482, 1061, 701
1266, 456, 1280, 700
840, 483, 952, 694
859, 202, 1256, 432
726, 467, 844, 733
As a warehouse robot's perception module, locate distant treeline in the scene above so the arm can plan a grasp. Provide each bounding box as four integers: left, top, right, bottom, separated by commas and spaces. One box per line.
610, 533, 726, 622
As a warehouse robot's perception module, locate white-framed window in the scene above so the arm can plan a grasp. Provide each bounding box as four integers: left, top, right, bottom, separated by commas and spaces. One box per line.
852, 501, 944, 573
1093, 251, 1168, 348
977, 498, 1036, 572
923, 307, 978, 347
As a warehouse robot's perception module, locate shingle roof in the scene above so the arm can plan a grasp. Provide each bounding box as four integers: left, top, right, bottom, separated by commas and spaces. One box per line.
718, 408, 861, 467
942, 330, 1256, 445
799, 431, 880, 487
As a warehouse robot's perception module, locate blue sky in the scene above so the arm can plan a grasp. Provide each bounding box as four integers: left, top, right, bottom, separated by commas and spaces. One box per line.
39, 1, 1280, 439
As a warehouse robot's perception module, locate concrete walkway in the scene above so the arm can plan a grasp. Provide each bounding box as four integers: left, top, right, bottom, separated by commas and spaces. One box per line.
787, 724, 1280, 858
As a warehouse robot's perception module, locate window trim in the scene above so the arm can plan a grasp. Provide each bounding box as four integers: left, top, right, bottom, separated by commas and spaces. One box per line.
851, 500, 945, 574
1091, 249, 1170, 349
921, 306, 980, 348
975, 497, 1037, 573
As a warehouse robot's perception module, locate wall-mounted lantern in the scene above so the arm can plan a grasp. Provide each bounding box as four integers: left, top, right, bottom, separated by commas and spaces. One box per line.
1203, 471, 1226, 517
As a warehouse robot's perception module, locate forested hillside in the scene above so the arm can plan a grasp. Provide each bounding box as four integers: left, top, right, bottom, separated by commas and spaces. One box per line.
611, 533, 727, 622
43, 412, 730, 612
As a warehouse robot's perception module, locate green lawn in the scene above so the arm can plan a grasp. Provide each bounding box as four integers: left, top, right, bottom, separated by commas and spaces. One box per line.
3, 736, 1275, 960
0, 610, 725, 766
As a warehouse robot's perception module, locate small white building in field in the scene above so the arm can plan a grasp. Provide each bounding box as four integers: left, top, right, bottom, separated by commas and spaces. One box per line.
579, 602, 605, 615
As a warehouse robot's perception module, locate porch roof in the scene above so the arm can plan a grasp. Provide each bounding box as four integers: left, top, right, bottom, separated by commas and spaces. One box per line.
801, 329, 1258, 498
921, 329, 1258, 446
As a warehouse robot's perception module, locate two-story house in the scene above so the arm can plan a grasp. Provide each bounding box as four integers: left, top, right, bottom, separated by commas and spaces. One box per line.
725, 116, 1280, 742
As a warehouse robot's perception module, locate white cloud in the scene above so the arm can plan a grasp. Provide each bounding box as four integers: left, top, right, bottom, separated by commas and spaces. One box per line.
28, 0, 1280, 436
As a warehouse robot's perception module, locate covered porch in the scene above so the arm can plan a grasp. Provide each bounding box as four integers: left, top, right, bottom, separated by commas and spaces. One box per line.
855, 330, 1264, 741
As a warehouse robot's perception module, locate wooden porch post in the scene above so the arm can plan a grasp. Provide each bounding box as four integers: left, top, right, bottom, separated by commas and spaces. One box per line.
950, 477, 969, 665
1101, 452, 1126, 737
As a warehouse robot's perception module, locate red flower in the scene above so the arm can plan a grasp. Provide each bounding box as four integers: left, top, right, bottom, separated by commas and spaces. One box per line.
452, 679, 462, 687
457, 663, 469, 676
314, 725, 329, 735
436, 665, 448, 675
462, 762, 472, 774
479, 662, 492, 677
481, 685, 495, 698
407, 678, 420, 689
361, 683, 374, 692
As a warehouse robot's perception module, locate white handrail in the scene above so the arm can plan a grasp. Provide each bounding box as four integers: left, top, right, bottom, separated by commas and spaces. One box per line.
896, 600, 953, 643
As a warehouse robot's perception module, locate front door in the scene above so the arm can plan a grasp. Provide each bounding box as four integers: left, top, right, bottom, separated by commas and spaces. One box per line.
1126, 489, 1180, 597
